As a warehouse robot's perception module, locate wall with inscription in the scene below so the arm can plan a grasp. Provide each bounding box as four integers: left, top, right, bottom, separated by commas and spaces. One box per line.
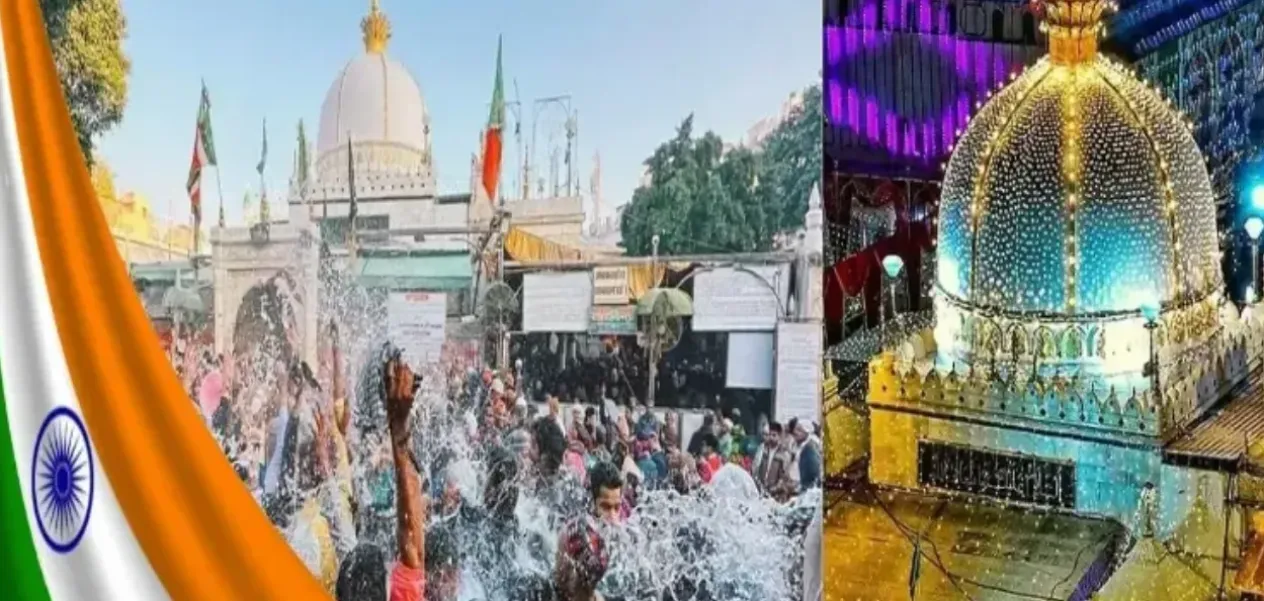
869, 407, 1225, 532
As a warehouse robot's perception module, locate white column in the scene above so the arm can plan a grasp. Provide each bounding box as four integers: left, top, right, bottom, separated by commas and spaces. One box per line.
804, 183, 824, 322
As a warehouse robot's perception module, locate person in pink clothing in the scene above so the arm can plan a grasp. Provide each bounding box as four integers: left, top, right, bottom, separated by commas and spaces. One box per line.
563, 439, 588, 485
197, 368, 223, 420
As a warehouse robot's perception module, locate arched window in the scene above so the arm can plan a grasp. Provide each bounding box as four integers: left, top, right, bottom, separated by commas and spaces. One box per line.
992, 8, 1006, 43
947, 4, 958, 36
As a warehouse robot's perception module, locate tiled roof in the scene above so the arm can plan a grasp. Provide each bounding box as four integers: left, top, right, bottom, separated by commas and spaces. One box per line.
1165, 370, 1264, 463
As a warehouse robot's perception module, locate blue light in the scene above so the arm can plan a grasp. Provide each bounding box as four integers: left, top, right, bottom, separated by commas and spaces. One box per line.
1252, 185, 1264, 211
1139, 302, 1160, 323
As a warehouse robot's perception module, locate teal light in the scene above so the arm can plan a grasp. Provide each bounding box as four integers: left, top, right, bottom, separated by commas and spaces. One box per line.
1253, 185, 1264, 211
1139, 302, 1160, 323
882, 255, 905, 279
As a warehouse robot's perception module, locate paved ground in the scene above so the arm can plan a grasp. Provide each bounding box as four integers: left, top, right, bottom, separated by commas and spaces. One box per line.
823, 488, 1124, 601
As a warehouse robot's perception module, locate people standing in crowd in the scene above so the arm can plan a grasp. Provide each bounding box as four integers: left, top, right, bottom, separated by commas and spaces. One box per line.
794, 420, 823, 492
754, 422, 780, 494
204, 317, 818, 600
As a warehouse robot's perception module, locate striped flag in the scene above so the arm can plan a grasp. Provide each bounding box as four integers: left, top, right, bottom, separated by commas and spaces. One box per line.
0, 1, 324, 598
480, 35, 505, 203
185, 82, 216, 226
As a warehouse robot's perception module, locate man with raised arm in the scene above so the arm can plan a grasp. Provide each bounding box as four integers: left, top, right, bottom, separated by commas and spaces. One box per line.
383, 349, 428, 600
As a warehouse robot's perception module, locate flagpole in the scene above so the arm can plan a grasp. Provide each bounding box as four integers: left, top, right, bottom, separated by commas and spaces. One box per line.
346, 135, 358, 277
214, 167, 225, 230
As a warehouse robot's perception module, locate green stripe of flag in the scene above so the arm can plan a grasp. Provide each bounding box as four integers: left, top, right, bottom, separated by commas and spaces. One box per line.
0, 357, 53, 601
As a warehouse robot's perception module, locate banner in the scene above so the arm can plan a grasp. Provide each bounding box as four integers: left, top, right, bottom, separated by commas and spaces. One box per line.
725, 332, 774, 389
387, 292, 447, 368
775, 321, 822, 423
592, 266, 630, 305
589, 305, 637, 336
523, 271, 593, 332
693, 264, 790, 331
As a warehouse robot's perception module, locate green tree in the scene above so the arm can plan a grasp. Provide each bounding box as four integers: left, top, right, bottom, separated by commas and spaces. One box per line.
620, 84, 821, 256
42, 0, 130, 166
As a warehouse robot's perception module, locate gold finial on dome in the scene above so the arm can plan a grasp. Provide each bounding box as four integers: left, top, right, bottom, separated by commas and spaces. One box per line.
1036, 0, 1116, 64
361, 0, 391, 54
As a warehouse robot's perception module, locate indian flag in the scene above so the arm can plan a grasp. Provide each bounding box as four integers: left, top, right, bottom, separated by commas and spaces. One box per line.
0, 2, 324, 599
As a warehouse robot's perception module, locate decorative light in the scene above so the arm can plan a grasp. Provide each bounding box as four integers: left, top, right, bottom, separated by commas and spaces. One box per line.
882, 255, 905, 279
1139, 302, 1160, 324
1246, 216, 1264, 241
1251, 185, 1264, 211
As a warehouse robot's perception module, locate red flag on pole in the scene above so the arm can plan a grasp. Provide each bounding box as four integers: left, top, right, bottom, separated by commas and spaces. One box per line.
481, 36, 505, 204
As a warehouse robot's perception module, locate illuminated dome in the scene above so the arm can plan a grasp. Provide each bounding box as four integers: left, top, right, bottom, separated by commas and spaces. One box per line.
314, 1, 433, 182
931, 1, 1225, 380
936, 4, 1221, 318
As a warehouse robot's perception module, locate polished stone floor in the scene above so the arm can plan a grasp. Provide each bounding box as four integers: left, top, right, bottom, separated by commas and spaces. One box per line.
823, 488, 1124, 601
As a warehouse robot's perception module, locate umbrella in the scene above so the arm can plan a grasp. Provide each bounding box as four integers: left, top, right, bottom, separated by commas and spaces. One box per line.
635, 287, 693, 317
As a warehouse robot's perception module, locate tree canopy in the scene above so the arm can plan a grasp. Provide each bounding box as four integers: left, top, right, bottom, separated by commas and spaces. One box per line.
620, 84, 821, 256
42, 0, 130, 166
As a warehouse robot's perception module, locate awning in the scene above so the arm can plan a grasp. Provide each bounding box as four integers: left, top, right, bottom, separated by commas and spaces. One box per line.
503, 226, 669, 300
1165, 366, 1264, 468
356, 252, 473, 291
504, 226, 584, 263
129, 261, 209, 284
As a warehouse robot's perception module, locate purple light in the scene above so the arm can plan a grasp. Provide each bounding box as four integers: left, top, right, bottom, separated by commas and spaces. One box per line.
829, 80, 844, 123
826, 26, 842, 66
824, 21, 1036, 169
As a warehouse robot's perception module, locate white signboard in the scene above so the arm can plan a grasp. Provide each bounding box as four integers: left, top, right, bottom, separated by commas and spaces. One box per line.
387, 292, 447, 368
726, 332, 774, 389
692, 264, 790, 331
775, 321, 822, 424
523, 271, 594, 332
592, 266, 630, 305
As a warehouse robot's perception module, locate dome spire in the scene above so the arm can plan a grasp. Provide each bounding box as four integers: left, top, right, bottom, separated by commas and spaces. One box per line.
1036, 0, 1115, 64
361, 0, 391, 54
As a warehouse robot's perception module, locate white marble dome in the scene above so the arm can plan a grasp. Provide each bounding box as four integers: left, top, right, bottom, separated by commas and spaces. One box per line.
298, 1, 437, 201
316, 51, 431, 159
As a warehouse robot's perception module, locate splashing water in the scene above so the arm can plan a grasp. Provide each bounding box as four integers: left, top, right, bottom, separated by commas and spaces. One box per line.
215, 265, 817, 600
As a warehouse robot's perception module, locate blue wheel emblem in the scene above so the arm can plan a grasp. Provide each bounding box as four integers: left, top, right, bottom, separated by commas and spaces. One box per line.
31, 406, 94, 553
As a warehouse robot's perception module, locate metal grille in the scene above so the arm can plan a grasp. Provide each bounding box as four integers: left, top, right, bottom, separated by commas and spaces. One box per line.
917, 440, 1076, 509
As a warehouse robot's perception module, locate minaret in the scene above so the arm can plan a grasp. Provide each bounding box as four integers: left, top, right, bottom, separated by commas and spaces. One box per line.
805, 183, 824, 321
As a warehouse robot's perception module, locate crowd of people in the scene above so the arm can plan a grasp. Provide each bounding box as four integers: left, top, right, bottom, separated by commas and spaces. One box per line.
177, 314, 822, 601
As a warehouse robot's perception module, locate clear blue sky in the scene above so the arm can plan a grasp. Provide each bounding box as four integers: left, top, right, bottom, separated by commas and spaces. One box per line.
97, 0, 819, 227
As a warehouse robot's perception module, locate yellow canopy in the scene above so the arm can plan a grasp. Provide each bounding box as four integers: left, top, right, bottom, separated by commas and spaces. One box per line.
503, 226, 668, 300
